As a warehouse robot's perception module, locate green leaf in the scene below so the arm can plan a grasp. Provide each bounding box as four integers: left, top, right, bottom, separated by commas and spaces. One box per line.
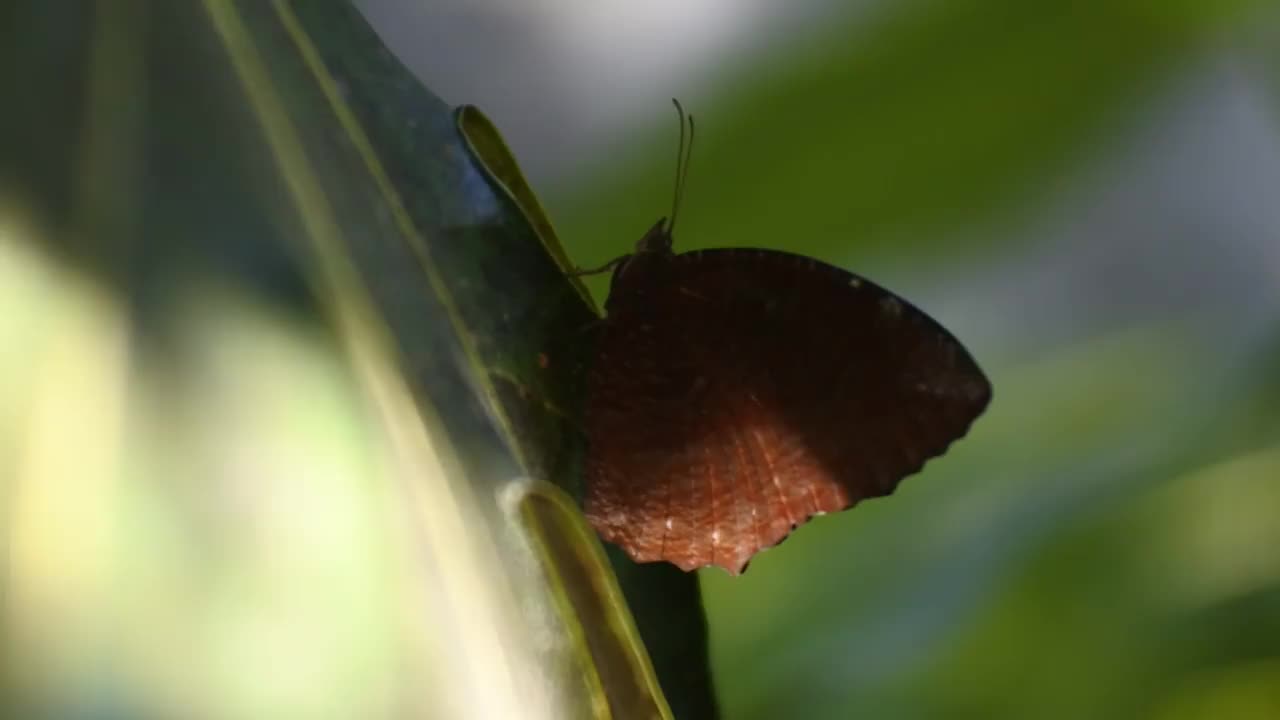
1, 1, 713, 717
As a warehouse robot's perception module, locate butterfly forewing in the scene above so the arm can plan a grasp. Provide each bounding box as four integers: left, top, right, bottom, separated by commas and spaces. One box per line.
584, 247, 991, 574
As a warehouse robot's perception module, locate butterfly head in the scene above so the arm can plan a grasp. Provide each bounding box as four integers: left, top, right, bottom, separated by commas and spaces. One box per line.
637, 100, 691, 257
636, 217, 675, 254
603, 101, 690, 308
606, 218, 674, 304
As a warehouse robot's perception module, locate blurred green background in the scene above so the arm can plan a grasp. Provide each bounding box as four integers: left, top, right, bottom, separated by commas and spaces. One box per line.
5, 0, 1280, 718
375, 0, 1280, 717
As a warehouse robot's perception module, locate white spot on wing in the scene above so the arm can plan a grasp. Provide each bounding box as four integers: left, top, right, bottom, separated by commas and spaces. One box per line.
665, 518, 674, 530
849, 277, 863, 288
879, 296, 902, 318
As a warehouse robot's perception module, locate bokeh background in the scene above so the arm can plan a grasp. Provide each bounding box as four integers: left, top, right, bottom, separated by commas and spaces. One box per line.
370, 1, 1280, 717
5, 1, 1280, 718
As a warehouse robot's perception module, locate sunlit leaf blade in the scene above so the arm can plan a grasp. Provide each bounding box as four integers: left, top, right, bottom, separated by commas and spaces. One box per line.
1, 1, 707, 718
214, 2, 679, 718
267, 2, 601, 495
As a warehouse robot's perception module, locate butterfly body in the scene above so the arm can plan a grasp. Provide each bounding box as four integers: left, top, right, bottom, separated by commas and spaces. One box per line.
583, 223, 991, 574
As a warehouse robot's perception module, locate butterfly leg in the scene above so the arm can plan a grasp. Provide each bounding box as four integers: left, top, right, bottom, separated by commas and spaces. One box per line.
568, 255, 629, 277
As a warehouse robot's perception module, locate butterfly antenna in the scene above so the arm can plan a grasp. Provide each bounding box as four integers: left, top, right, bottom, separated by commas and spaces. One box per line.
668, 98, 694, 235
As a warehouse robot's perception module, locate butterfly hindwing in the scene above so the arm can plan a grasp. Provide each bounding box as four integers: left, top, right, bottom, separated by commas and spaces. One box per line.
584, 247, 991, 574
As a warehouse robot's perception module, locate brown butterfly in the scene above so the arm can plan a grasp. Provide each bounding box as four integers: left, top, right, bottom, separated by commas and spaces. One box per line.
581, 101, 991, 574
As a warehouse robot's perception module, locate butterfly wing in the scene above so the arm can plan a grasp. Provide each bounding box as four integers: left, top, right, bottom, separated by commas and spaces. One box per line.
584, 248, 991, 574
